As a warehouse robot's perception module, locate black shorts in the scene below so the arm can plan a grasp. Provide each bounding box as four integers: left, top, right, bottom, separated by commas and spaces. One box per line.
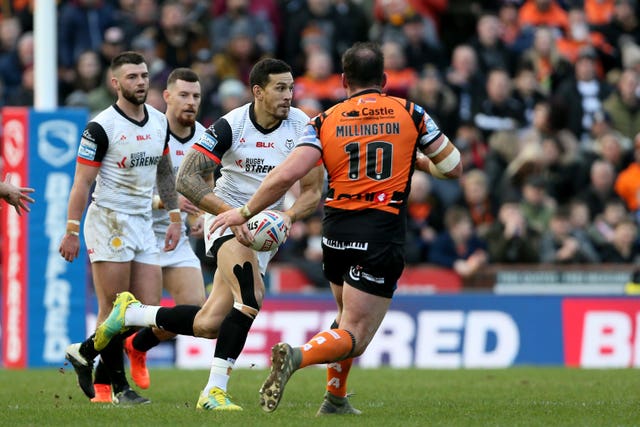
322, 239, 404, 298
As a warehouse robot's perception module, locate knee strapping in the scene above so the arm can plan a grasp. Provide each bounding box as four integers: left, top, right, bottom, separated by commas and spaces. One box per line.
233, 261, 259, 311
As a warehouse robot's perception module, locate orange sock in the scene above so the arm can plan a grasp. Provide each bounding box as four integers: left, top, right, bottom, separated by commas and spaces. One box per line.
299, 329, 354, 369
326, 357, 353, 398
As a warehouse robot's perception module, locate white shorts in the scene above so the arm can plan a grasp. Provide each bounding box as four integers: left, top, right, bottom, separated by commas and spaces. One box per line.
203, 213, 276, 276
155, 233, 200, 269
84, 203, 159, 264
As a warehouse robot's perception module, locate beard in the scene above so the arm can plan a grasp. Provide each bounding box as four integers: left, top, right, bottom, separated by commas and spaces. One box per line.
177, 112, 196, 127
121, 86, 147, 105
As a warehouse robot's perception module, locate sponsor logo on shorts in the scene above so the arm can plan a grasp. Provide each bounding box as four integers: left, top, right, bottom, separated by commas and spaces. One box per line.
322, 237, 368, 250
108, 235, 125, 253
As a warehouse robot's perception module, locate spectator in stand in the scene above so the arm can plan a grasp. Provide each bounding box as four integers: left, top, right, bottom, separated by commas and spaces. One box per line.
540, 205, 601, 264
370, 0, 441, 50
404, 170, 445, 264
295, 97, 324, 118
473, 68, 526, 141
408, 64, 459, 137
554, 47, 613, 144
518, 26, 573, 95
484, 130, 521, 206
98, 27, 127, 71
469, 13, 516, 76
212, 22, 264, 85
556, 7, 616, 73
577, 159, 621, 219
453, 169, 495, 239
519, 174, 555, 234
154, 0, 209, 69
597, 0, 640, 61
211, 0, 282, 40
282, 0, 368, 76
62, 50, 104, 107
485, 197, 541, 263
588, 197, 629, 251
512, 65, 547, 127
539, 136, 583, 205
115, 0, 159, 45
590, 130, 633, 175
293, 49, 346, 110
86, 67, 117, 117
57, 0, 117, 74
0, 16, 21, 57
498, 1, 532, 54
603, 68, 640, 141
0, 31, 32, 105
177, 0, 210, 35
584, 0, 616, 27
209, 0, 275, 56
454, 122, 487, 171
599, 216, 640, 262
5, 63, 32, 106
372, 0, 448, 34
568, 198, 595, 244
428, 205, 488, 280
131, 35, 170, 87
402, 13, 446, 71
614, 132, 640, 215
445, 44, 485, 124
381, 40, 418, 98
518, 0, 569, 36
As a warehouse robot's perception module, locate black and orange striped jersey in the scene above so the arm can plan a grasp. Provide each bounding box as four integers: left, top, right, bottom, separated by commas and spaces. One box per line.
298, 89, 443, 243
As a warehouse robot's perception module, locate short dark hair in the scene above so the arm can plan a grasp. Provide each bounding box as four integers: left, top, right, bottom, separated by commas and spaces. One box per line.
342, 42, 384, 88
167, 68, 199, 86
249, 58, 292, 88
111, 51, 146, 71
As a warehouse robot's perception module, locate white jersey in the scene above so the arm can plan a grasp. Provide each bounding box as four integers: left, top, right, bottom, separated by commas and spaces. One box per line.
78, 104, 170, 216
192, 103, 310, 210
152, 122, 206, 236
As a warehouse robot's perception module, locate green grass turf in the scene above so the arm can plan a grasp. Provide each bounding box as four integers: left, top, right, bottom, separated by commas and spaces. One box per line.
0, 367, 639, 426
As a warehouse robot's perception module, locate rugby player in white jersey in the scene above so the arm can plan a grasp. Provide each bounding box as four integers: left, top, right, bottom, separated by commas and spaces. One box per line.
60, 51, 182, 405
92, 58, 325, 410
119, 68, 208, 393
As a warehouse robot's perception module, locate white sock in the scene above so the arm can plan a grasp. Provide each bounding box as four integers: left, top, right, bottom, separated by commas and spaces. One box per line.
124, 304, 160, 327
203, 357, 234, 394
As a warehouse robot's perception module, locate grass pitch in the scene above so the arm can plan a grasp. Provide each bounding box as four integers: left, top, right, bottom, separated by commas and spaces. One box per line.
1, 367, 639, 426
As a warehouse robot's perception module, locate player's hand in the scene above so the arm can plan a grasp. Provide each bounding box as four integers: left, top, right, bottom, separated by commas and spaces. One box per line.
230, 224, 253, 247
1, 174, 35, 215
179, 195, 201, 216
209, 207, 248, 238
189, 215, 205, 239
164, 222, 181, 251
59, 233, 80, 262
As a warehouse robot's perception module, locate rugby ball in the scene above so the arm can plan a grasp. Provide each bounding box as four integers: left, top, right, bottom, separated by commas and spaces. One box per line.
247, 210, 288, 251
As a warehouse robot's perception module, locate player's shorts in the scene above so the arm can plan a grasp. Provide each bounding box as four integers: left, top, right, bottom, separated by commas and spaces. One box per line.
203, 212, 276, 276
84, 202, 159, 264
154, 233, 200, 269
321, 238, 404, 298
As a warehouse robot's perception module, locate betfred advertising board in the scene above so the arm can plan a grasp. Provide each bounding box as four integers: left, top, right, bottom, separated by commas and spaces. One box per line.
1, 108, 88, 368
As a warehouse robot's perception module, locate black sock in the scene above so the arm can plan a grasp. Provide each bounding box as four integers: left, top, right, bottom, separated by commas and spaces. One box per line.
213, 308, 254, 361
132, 327, 161, 352
94, 358, 110, 385
99, 334, 128, 394
79, 334, 99, 361
155, 305, 200, 336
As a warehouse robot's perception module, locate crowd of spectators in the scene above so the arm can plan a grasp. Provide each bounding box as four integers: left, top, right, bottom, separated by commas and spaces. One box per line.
1, 0, 639, 287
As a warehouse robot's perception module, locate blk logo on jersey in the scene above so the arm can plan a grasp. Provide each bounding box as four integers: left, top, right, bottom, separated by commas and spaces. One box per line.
136, 134, 152, 141
256, 141, 274, 149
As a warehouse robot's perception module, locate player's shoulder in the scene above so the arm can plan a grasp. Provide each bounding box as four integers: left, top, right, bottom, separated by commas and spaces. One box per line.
90, 104, 117, 125
145, 104, 169, 124
222, 103, 251, 125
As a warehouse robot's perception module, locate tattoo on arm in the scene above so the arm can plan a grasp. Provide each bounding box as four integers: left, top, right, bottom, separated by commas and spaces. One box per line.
176, 150, 217, 206
156, 155, 178, 211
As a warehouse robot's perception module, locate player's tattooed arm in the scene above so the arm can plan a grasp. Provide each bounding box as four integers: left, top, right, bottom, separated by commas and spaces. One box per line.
177, 149, 231, 215
156, 154, 179, 211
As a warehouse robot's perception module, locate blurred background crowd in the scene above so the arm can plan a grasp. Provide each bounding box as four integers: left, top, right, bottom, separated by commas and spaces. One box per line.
1, 0, 639, 288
